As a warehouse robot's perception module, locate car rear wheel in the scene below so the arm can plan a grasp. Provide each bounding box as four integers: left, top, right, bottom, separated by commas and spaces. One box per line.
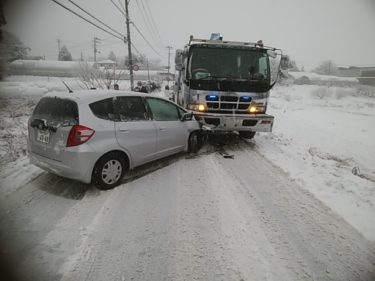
92, 152, 127, 190
239, 131, 256, 139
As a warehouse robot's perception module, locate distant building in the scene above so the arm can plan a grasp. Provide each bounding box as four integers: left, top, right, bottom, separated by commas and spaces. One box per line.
358, 69, 375, 86
337, 66, 375, 86
288, 71, 358, 86
95, 59, 117, 69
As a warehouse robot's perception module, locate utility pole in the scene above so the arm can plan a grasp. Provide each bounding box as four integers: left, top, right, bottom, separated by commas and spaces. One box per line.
57, 39, 61, 60
147, 58, 150, 82
93, 37, 100, 63
166, 46, 173, 86
125, 0, 134, 90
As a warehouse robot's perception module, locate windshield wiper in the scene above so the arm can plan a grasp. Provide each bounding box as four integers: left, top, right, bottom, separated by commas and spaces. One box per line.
196, 74, 238, 81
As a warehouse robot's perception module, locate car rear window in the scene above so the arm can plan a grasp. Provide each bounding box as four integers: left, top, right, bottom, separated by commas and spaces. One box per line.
33, 97, 78, 125
89, 98, 115, 120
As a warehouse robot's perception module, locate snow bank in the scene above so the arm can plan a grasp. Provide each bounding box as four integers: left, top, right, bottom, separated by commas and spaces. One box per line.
257, 84, 375, 241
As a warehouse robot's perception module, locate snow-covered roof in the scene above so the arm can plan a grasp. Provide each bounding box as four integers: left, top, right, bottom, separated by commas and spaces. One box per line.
10, 60, 95, 69
96, 59, 116, 64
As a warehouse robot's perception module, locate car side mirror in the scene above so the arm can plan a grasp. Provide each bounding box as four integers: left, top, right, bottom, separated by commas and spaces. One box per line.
181, 112, 193, 121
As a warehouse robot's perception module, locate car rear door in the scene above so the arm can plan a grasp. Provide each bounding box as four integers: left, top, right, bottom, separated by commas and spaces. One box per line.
114, 96, 157, 166
145, 97, 187, 158
28, 97, 79, 161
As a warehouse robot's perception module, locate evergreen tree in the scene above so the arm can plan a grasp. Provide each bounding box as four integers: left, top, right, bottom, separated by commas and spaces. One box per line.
108, 51, 116, 62
59, 45, 73, 61
0, 30, 30, 62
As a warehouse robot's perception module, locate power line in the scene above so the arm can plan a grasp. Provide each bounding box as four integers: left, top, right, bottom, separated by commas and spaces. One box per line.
131, 42, 141, 55
132, 22, 164, 58
117, 0, 126, 14
134, 0, 160, 46
52, 0, 125, 42
110, 0, 127, 18
142, 0, 164, 45
138, 0, 161, 45
109, 0, 157, 57
67, 0, 125, 39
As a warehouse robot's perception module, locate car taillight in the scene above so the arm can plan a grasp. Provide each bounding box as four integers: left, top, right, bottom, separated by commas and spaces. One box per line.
67, 125, 95, 147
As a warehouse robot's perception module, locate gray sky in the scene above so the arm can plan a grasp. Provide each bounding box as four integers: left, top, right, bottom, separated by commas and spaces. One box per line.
4, 0, 375, 70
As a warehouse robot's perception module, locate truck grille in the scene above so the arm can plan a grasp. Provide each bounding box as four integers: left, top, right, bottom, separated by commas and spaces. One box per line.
205, 95, 251, 113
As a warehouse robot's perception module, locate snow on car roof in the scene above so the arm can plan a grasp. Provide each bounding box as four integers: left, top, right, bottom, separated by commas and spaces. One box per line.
43, 89, 156, 104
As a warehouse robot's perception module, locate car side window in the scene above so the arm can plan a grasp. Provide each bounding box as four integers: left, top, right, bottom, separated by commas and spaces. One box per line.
114, 96, 148, 121
89, 98, 115, 121
146, 97, 180, 121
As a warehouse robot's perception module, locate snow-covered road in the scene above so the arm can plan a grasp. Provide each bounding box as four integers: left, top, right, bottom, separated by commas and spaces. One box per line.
1, 140, 374, 281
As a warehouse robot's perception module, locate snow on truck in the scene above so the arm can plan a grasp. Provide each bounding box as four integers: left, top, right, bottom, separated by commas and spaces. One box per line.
174, 34, 282, 139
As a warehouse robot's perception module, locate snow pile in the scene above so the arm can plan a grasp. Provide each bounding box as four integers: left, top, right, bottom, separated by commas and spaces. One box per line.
288, 71, 359, 82
257, 84, 375, 240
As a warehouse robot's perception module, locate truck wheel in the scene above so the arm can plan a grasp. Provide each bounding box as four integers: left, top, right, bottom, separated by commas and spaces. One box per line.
92, 152, 127, 190
188, 131, 199, 153
239, 131, 256, 139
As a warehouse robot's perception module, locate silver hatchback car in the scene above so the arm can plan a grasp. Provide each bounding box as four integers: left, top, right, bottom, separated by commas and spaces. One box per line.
28, 90, 201, 189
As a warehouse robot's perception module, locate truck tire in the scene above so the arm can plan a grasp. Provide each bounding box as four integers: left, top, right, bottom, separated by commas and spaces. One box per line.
239, 131, 256, 139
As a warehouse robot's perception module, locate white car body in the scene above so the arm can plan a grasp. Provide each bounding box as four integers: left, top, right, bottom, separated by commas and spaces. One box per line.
28, 89, 200, 188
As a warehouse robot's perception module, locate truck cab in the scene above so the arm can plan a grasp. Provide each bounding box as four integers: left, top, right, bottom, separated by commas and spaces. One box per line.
174, 35, 282, 138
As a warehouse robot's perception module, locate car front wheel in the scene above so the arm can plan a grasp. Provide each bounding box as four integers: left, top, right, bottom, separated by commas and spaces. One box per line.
188, 131, 199, 153
92, 152, 127, 190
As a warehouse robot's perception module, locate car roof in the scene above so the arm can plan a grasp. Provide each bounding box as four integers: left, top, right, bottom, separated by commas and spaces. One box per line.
43, 89, 155, 104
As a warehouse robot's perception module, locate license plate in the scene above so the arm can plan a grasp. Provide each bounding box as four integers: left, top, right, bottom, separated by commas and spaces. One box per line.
36, 130, 50, 144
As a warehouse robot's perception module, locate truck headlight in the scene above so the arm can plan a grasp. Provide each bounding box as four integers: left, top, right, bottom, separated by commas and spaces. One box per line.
198, 104, 206, 111
249, 106, 266, 114
187, 103, 206, 112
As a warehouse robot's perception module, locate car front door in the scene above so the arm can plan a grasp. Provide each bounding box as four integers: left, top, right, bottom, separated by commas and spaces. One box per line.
145, 97, 187, 158
114, 96, 157, 166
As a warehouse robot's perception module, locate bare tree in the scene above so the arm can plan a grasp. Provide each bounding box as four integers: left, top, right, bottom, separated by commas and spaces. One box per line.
77, 62, 124, 90
313, 60, 338, 75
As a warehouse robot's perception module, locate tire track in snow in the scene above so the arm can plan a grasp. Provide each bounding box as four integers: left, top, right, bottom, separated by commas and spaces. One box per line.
217, 141, 375, 281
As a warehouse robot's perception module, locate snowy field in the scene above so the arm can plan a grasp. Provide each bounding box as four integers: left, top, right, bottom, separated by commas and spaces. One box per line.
0, 75, 374, 242
1, 75, 375, 280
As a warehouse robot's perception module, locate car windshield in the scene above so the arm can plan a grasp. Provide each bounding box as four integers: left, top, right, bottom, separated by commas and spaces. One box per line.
188, 46, 270, 83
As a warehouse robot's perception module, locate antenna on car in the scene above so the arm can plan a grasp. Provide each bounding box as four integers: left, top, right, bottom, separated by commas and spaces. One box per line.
62, 81, 73, 93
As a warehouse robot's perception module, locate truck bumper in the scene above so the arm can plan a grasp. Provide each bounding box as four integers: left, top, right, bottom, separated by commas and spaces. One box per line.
194, 112, 274, 132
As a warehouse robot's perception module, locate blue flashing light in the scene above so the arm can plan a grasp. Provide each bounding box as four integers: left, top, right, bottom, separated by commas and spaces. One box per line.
208, 95, 219, 101
241, 96, 251, 102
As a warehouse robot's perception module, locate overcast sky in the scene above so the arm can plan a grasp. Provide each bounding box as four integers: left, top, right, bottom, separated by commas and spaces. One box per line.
4, 0, 375, 70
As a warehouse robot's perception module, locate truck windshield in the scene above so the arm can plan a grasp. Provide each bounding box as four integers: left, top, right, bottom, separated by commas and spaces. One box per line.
188, 46, 270, 83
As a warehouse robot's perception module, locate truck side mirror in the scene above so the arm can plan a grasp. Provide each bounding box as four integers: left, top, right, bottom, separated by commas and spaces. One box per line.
175, 49, 184, 71
267, 50, 277, 58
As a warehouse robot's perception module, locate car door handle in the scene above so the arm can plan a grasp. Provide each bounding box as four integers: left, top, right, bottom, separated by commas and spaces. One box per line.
159, 127, 166, 131
120, 129, 130, 133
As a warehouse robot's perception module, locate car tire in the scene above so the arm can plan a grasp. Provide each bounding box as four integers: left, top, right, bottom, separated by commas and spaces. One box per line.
92, 152, 127, 190
188, 131, 199, 153
239, 131, 256, 139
